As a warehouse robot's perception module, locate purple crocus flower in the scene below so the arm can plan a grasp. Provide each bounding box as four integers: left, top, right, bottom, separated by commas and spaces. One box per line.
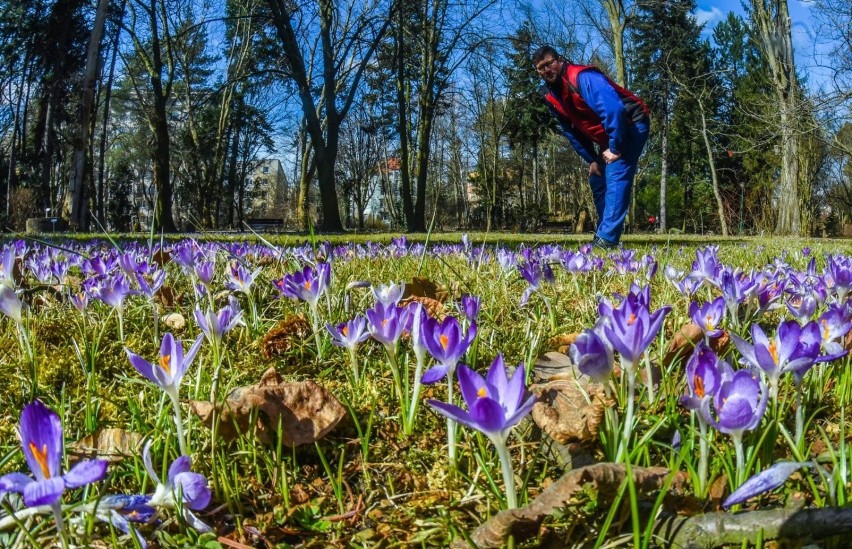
273, 263, 331, 309
0, 400, 108, 510
691, 245, 721, 283
432, 357, 535, 440
372, 281, 406, 305
326, 315, 370, 350
226, 262, 262, 294
680, 342, 730, 412
786, 292, 818, 323
818, 305, 852, 355
126, 333, 203, 455
194, 297, 244, 346
193, 260, 216, 290
136, 269, 166, 300
142, 442, 211, 532
602, 299, 671, 367
825, 255, 852, 302
460, 294, 481, 323
366, 301, 410, 347
427, 356, 536, 508
688, 297, 726, 340
126, 333, 204, 398
569, 323, 614, 385
69, 291, 89, 313
730, 320, 825, 396
722, 461, 810, 509
701, 369, 768, 438
518, 259, 554, 306
421, 316, 477, 384
0, 285, 23, 324
0, 245, 16, 288
715, 268, 758, 324
92, 273, 137, 312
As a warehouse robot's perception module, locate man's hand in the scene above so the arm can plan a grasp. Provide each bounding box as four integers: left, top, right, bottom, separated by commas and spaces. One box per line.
589, 161, 603, 177
602, 149, 622, 163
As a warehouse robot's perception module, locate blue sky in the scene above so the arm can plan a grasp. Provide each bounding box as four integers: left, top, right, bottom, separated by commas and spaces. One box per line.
693, 0, 832, 87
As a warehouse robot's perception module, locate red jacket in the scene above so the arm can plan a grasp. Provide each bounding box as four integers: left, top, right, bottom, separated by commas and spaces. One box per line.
544, 64, 649, 150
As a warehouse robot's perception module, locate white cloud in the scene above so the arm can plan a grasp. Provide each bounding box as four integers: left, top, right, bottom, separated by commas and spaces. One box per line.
693, 6, 724, 26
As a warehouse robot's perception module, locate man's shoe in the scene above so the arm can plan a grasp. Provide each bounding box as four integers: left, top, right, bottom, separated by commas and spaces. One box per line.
591, 235, 618, 250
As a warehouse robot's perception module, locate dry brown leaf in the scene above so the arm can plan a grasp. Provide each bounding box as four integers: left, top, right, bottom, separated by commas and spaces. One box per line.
189, 367, 345, 446
663, 323, 730, 369
532, 351, 573, 382
260, 315, 312, 359
70, 428, 143, 463
152, 249, 171, 267
709, 472, 728, 508
531, 377, 613, 446
155, 286, 179, 307
162, 312, 186, 330
403, 276, 449, 303
398, 295, 445, 319
453, 463, 677, 549
546, 332, 579, 354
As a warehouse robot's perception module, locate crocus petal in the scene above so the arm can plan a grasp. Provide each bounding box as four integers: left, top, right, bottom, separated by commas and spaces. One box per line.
485, 355, 509, 400
168, 456, 192, 482
454, 364, 485, 406
63, 459, 108, 488
142, 441, 161, 486
179, 334, 204, 379
126, 350, 168, 388
504, 394, 536, 429
722, 461, 810, 508
173, 471, 211, 510
468, 397, 507, 436
503, 364, 527, 414
181, 509, 213, 533
20, 400, 63, 482
421, 364, 451, 385
23, 477, 65, 507
427, 399, 477, 431
0, 472, 33, 493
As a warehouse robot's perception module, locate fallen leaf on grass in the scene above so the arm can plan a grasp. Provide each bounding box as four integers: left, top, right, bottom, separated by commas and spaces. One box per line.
398, 295, 445, 318
453, 463, 677, 549
663, 322, 730, 369
70, 428, 143, 463
261, 315, 313, 359
402, 276, 449, 303
189, 367, 345, 446
155, 286, 179, 307
546, 333, 579, 354
530, 376, 613, 446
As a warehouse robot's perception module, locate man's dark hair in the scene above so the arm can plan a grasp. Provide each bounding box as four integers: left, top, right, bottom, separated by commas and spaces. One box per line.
532, 45, 560, 65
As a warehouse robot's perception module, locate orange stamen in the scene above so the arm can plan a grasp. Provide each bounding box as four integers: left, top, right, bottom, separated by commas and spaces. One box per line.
28, 442, 51, 479
694, 376, 705, 398
440, 334, 449, 350
159, 354, 172, 375
821, 319, 830, 340
342, 326, 349, 337
768, 341, 779, 364
627, 313, 637, 325
477, 387, 487, 398
303, 280, 312, 291
705, 314, 715, 331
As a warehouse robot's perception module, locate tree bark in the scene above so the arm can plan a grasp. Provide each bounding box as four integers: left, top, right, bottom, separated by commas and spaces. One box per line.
698, 97, 729, 236
67, 0, 110, 230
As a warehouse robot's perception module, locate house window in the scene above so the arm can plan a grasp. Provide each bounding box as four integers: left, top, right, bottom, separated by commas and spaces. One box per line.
262, 166, 269, 174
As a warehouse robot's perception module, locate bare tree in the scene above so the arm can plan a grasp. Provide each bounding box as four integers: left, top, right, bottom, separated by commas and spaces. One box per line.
749, 0, 808, 234
265, 0, 396, 231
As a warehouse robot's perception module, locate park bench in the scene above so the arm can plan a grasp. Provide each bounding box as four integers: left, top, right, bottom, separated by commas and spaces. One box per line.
244, 218, 285, 233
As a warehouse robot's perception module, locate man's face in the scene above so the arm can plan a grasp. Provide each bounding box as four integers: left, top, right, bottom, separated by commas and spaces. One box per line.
535, 55, 562, 84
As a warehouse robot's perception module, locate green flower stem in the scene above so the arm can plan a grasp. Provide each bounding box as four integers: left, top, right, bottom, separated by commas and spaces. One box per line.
309, 304, 323, 360
643, 354, 655, 403
495, 441, 517, 509
167, 389, 188, 456
348, 347, 361, 384
733, 432, 745, 486
617, 365, 637, 463
698, 418, 709, 497
404, 352, 427, 436
795, 386, 805, 449
447, 376, 457, 464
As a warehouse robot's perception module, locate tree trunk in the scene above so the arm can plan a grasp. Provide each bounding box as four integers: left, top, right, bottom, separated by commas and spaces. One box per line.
698, 98, 729, 236
67, 0, 110, 230
659, 113, 668, 233
750, 0, 805, 235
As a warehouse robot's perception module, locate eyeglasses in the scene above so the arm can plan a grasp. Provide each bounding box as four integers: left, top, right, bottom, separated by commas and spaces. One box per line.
535, 58, 558, 74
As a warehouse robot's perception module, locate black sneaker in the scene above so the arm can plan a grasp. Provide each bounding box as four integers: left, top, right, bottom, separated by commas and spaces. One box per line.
591, 235, 618, 250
